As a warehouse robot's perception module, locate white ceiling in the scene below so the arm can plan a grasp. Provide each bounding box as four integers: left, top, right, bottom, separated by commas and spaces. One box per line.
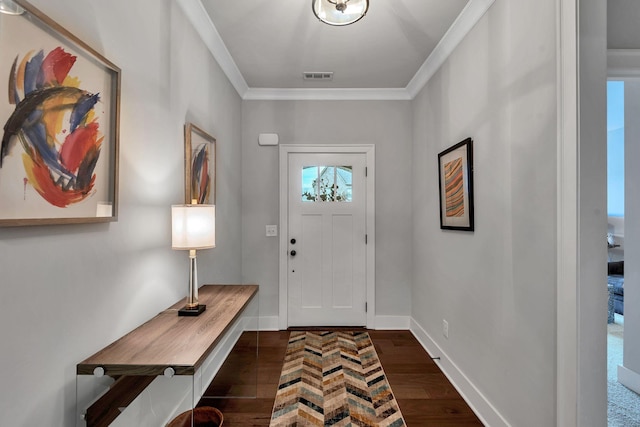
178, 0, 495, 100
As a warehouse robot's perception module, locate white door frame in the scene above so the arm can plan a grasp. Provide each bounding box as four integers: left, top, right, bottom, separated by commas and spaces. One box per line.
556, 2, 579, 424
557, 0, 608, 425
279, 144, 375, 330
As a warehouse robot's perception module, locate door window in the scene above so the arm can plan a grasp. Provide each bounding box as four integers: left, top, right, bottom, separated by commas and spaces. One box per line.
301, 165, 352, 202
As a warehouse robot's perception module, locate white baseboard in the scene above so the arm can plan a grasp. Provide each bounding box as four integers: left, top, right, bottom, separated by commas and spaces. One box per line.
259, 316, 280, 331
410, 318, 511, 427
618, 364, 640, 395
374, 315, 411, 330
107, 315, 249, 426
260, 316, 410, 331
197, 315, 247, 401
109, 376, 194, 427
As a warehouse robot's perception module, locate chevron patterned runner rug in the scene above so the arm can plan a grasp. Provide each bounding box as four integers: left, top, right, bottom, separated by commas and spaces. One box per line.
270, 331, 406, 427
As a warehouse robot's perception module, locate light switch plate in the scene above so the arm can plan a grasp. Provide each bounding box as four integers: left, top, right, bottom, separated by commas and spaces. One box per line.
266, 225, 278, 237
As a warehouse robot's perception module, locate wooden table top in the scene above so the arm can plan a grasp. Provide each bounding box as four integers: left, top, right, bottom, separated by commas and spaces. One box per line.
77, 284, 258, 376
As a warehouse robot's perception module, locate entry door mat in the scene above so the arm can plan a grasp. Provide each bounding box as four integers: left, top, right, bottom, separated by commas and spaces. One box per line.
270, 331, 406, 426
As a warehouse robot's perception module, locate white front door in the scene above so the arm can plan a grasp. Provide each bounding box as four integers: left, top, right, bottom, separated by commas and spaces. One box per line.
286, 152, 367, 326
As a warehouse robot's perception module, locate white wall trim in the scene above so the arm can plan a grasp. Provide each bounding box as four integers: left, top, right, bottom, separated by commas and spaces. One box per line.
103, 313, 248, 426
374, 316, 410, 330
608, 49, 640, 79
618, 365, 640, 395
176, 0, 249, 97
243, 87, 412, 101
108, 376, 193, 427
278, 145, 376, 330
409, 318, 511, 427
405, 0, 496, 98
556, 0, 579, 426
259, 316, 280, 331
265, 315, 409, 331
180, 0, 495, 101
197, 315, 246, 402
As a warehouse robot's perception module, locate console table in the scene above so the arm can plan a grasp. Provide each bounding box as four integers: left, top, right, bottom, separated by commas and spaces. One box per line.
76, 284, 258, 427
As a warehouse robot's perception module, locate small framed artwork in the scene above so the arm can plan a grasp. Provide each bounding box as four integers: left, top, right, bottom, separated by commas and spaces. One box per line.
184, 123, 216, 204
438, 137, 474, 231
0, 0, 120, 227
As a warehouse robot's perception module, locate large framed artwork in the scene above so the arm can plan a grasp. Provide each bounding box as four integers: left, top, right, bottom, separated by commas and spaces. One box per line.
438, 137, 474, 231
184, 123, 216, 204
0, 0, 120, 227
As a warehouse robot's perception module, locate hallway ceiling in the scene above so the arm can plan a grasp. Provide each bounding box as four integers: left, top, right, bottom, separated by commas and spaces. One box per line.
200, 0, 468, 89
180, 0, 495, 99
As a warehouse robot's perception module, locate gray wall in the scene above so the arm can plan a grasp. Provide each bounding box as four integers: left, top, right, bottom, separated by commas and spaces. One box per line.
0, 0, 613, 425
241, 100, 413, 320
608, 0, 640, 49
411, 0, 558, 425
0, 0, 243, 425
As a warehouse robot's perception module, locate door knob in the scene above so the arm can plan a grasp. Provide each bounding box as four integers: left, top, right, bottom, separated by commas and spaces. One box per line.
290, 238, 296, 245
290, 250, 297, 257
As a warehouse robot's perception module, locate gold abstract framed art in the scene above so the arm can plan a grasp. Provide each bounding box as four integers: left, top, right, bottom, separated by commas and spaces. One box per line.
0, 0, 120, 226
184, 123, 216, 205
438, 137, 474, 231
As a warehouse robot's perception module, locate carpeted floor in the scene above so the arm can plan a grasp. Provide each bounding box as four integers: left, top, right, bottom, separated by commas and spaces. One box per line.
270, 331, 405, 427
608, 314, 640, 426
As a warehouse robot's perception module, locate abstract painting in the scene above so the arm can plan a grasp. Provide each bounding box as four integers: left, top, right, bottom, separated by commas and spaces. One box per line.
184, 123, 215, 205
0, 0, 120, 226
438, 138, 474, 231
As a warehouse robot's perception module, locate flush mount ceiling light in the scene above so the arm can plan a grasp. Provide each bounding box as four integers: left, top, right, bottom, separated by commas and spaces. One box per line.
312, 0, 369, 26
0, 0, 24, 15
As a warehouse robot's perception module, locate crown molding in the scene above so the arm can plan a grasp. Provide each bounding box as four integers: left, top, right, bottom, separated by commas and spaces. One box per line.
608, 49, 640, 79
176, 0, 249, 97
243, 87, 412, 101
180, 0, 495, 101
405, 0, 496, 98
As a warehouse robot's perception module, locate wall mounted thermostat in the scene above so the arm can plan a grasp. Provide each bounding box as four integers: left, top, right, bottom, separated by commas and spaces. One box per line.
258, 133, 279, 146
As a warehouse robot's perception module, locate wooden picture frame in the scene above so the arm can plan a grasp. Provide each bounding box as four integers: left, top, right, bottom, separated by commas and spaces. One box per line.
184, 123, 216, 204
438, 137, 474, 231
0, 0, 120, 227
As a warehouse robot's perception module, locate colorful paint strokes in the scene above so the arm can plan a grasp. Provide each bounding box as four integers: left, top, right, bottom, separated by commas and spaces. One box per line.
1, 47, 102, 208
444, 157, 464, 217
191, 143, 210, 204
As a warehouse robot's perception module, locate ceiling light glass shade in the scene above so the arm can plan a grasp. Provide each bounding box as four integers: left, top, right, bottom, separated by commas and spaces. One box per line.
312, 0, 368, 26
0, 0, 24, 15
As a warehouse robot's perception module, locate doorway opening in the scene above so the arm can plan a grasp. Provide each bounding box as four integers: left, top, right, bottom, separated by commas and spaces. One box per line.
606, 79, 640, 425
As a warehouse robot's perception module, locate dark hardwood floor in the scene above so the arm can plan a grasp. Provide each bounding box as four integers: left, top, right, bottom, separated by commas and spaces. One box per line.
198, 330, 483, 426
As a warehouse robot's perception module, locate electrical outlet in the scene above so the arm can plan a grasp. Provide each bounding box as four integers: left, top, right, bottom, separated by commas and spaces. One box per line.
266, 225, 278, 237
443, 319, 449, 339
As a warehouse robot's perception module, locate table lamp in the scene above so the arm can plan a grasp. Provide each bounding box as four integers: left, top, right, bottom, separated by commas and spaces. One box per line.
171, 204, 216, 316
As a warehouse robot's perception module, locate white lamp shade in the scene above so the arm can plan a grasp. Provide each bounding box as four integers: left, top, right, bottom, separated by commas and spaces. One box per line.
172, 205, 216, 250
312, 0, 368, 26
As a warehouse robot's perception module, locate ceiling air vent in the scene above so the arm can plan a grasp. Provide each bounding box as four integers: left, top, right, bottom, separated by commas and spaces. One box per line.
303, 71, 334, 81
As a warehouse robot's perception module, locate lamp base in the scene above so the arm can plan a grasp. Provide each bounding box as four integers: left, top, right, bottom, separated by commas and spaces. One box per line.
178, 304, 206, 316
